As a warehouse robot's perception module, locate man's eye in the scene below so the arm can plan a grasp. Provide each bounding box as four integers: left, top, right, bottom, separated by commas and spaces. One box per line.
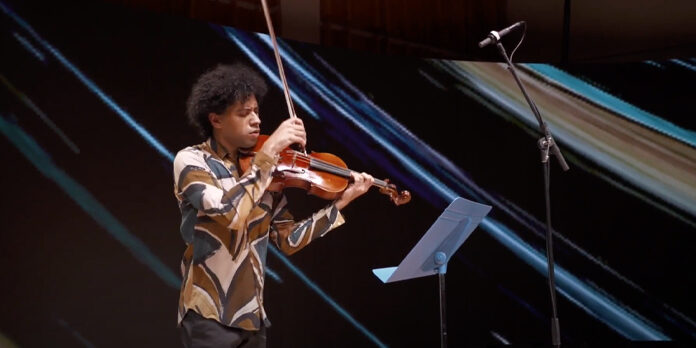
238, 108, 258, 117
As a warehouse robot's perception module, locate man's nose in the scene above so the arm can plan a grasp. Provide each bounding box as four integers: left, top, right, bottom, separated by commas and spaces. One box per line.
250, 112, 261, 126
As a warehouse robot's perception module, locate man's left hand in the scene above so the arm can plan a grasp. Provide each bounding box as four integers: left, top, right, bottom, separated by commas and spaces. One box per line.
335, 172, 373, 210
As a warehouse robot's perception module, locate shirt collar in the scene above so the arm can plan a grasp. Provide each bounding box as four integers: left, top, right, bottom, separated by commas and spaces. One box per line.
208, 136, 235, 161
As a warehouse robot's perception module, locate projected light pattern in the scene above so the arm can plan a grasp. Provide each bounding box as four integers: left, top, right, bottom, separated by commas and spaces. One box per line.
223, 27, 683, 340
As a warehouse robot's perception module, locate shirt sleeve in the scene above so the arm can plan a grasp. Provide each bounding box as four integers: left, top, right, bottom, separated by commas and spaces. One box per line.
173, 148, 277, 230
269, 194, 346, 255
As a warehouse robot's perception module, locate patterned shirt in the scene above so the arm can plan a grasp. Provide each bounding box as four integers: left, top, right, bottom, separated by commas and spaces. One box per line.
173, 137, 345, 331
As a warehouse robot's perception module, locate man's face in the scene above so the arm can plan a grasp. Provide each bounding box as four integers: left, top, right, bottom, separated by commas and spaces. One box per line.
216, 95, 261, 150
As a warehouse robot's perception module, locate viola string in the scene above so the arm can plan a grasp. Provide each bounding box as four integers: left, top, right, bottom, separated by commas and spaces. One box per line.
274, 150, 393, 190
276, 150, 394, 190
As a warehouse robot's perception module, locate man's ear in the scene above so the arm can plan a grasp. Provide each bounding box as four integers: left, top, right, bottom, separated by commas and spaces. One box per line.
208, 112, 223, 130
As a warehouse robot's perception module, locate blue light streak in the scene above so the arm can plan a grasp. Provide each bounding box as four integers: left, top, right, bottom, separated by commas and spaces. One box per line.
268, 246, 387, 348
56, 317, 96, 348
12, 31, 45, 62
482, 218, 668, 340
643, 60, 666, 70
223, 27, 318, 119
265, 265, 282, 283
671, 59, 696, 73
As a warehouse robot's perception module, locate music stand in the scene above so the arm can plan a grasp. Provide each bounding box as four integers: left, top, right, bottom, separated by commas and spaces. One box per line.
372, 197, 492, 348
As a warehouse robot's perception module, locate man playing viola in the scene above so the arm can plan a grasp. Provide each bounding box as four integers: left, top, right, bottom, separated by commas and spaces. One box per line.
173, 63, 373, 348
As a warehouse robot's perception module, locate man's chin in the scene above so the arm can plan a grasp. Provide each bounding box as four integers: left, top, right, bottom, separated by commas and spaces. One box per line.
240, 139, 258, 151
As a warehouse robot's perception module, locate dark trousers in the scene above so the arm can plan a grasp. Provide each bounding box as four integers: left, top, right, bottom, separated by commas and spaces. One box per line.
180, 311, 267, 348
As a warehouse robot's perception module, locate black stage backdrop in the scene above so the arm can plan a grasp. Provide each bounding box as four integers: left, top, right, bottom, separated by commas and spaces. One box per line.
1, 1, 695, 347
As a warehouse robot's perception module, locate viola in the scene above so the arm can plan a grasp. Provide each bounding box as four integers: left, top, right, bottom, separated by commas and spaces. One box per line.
239, 135, 411, 206
252, 0, 410, 206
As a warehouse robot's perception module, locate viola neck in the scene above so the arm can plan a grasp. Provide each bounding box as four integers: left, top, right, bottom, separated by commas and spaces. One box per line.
307, 157, 389, 189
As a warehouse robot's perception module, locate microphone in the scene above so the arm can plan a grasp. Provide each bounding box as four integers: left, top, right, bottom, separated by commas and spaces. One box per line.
478, 21, 525, 48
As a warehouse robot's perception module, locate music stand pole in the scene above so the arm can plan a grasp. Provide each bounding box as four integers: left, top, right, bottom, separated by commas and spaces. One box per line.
435, 252, 448, 348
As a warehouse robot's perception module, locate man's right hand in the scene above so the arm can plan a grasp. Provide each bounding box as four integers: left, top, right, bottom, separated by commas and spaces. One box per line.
260, 118, 307, 156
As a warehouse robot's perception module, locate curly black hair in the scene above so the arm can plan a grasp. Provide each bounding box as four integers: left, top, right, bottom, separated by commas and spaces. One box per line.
186, 63, 268, 139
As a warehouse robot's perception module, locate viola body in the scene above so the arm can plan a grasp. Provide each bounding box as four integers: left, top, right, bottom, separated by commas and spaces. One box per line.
240, 135, 350, 200
239, 135, 411, 205
271, 147, 350, 200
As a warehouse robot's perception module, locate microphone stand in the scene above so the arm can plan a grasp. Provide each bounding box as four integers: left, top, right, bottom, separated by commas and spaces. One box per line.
492, 38, 570, 347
